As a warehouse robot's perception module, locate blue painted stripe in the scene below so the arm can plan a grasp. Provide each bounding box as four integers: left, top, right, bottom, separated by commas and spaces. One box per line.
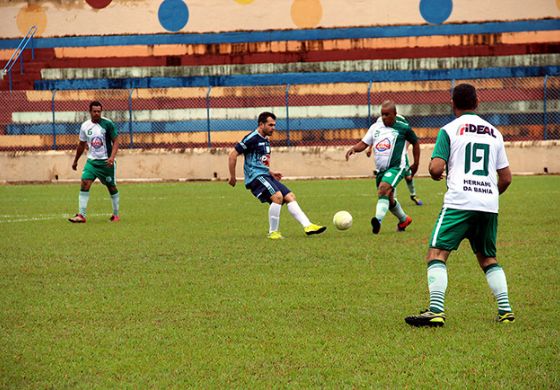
1, 20, 559, 49
8, 113, 559, 135
34, 66, 560, 90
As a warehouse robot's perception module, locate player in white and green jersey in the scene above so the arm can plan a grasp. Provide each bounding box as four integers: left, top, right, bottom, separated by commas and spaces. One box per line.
405, 83, 515, 327
367, 114, 423, 205
346, 101, 420, 234
68, 101, 121, 223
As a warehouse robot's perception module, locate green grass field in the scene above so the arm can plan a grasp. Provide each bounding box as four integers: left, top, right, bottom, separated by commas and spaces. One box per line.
1, 176, 559, 388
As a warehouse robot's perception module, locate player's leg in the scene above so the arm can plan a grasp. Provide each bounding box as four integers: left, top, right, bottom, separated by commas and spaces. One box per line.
249, 175, 284, 239
107, 185, 120, 221
99, 162, 120, 221
372, 168, 405, 234
471, 213, 514, 322
69, 161, 95, 223
388, 190, 412, 231
268, 191, 283, 238
284, 192, 326, 236
405, 175, 423, 206
405, 208, 470, 327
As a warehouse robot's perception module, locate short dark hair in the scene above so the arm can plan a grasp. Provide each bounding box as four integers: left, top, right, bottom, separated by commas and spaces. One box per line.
258, 111, 276, 125
89, 101, 102, 111
452, 83, 478, 110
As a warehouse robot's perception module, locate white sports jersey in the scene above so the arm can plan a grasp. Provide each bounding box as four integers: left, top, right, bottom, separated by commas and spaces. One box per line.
362, 118, 417, 172
79, 117, 118, 160
432, 113, 509, 213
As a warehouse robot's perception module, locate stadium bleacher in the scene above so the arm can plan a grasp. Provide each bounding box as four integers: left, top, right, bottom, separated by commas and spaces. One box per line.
0, 20, 559, 150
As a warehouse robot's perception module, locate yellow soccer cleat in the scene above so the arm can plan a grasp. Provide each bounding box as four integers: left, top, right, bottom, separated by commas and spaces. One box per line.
496, 312, 515, 323
304, 223, 327, 236
267, 231, 285, 240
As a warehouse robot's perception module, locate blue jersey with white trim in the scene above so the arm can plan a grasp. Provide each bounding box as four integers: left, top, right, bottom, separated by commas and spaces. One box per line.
234, 129, 271, 186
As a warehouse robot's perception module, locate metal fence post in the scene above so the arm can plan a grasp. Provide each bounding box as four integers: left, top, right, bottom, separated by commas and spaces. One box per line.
206, 85, 212, 149
51, 89, 57, 150
543, 75, 549, 140
285, 84, 291, 146
128, 88, 134, 148
367, 81, 373, 127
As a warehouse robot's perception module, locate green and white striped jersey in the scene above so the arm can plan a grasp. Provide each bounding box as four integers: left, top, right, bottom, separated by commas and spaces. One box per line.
363, 116, 418, 171
79, 117, 118, 160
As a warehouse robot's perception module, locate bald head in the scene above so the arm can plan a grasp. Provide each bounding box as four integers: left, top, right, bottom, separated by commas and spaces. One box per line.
381, 100, 397, 127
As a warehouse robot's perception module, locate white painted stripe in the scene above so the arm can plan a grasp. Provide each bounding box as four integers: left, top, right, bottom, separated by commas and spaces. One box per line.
40, 54, 560, 80
431, 207, 447, 247
11, 100, 558, 124
0, 213, 106, 223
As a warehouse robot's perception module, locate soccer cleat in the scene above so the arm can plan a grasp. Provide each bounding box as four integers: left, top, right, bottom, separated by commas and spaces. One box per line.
371, 217, 381, 234
267, 231, 285, 240
405, 309, 446, 327
68, 213, 86, 223
304, 223, 327, 236
397, 215, 413, 232
496, 312, 515, 323
109, 215, 120, 222
410, 195, 423, 206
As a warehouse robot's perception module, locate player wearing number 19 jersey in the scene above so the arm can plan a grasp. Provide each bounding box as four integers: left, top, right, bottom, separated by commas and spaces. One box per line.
405, 83, 514, 327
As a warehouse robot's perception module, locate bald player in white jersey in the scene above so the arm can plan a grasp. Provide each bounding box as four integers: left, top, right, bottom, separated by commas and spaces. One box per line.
405, 83, 515, 327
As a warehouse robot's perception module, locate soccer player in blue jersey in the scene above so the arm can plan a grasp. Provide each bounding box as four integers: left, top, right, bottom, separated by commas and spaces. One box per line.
228, 112, 326, 240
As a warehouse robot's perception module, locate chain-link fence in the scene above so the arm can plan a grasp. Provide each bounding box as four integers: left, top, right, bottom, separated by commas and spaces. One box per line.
0, 77, 557, 151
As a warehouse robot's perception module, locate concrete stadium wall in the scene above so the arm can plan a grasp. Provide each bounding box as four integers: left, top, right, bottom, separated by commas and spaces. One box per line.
1, 0, 558, 38
1, 141, 558, 183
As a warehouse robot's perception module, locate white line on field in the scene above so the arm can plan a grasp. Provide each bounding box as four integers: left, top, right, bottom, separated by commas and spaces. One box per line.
0, 213, 106, 223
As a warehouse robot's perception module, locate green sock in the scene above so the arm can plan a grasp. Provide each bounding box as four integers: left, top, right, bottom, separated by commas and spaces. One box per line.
427, 260, 447, 313
389, 200, 407, 223
375, 196, 390, 221
484, 264, 513, 314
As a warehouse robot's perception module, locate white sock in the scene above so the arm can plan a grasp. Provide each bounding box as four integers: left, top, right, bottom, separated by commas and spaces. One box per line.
485, 264, 513, 313
269, 202, 282, 233
287, 201, 311, 227
110, 192, 120, 216
79, 191, 90, 217
375, 197, 390, 221
407, 180, 416, 196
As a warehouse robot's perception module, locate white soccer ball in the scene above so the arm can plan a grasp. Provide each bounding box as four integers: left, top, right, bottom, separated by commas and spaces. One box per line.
333, 210, 352, 230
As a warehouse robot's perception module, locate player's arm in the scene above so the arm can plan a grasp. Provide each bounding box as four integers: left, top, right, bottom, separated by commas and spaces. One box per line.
366, 145, 373, 157
497, 166, 512, 194
228, 149, 240, 187
72, 141, 87, 171
429, 129, 449, 181
409, 141, 420, 176
269, 170, 282, 180
345, 141, 369, 161
429, 158, 446, 181
107, 135, 119, 167
405, 126, 420, 176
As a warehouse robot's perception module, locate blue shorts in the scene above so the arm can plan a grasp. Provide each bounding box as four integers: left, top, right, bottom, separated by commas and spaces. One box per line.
247, 175, 291, 203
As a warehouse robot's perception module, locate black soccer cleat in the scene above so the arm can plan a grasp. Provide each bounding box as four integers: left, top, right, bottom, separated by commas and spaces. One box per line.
405, 309, 446, 327
370, 217, 381, 234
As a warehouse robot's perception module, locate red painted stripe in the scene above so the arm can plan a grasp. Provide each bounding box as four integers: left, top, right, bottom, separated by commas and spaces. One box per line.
31, 42, 559, 69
